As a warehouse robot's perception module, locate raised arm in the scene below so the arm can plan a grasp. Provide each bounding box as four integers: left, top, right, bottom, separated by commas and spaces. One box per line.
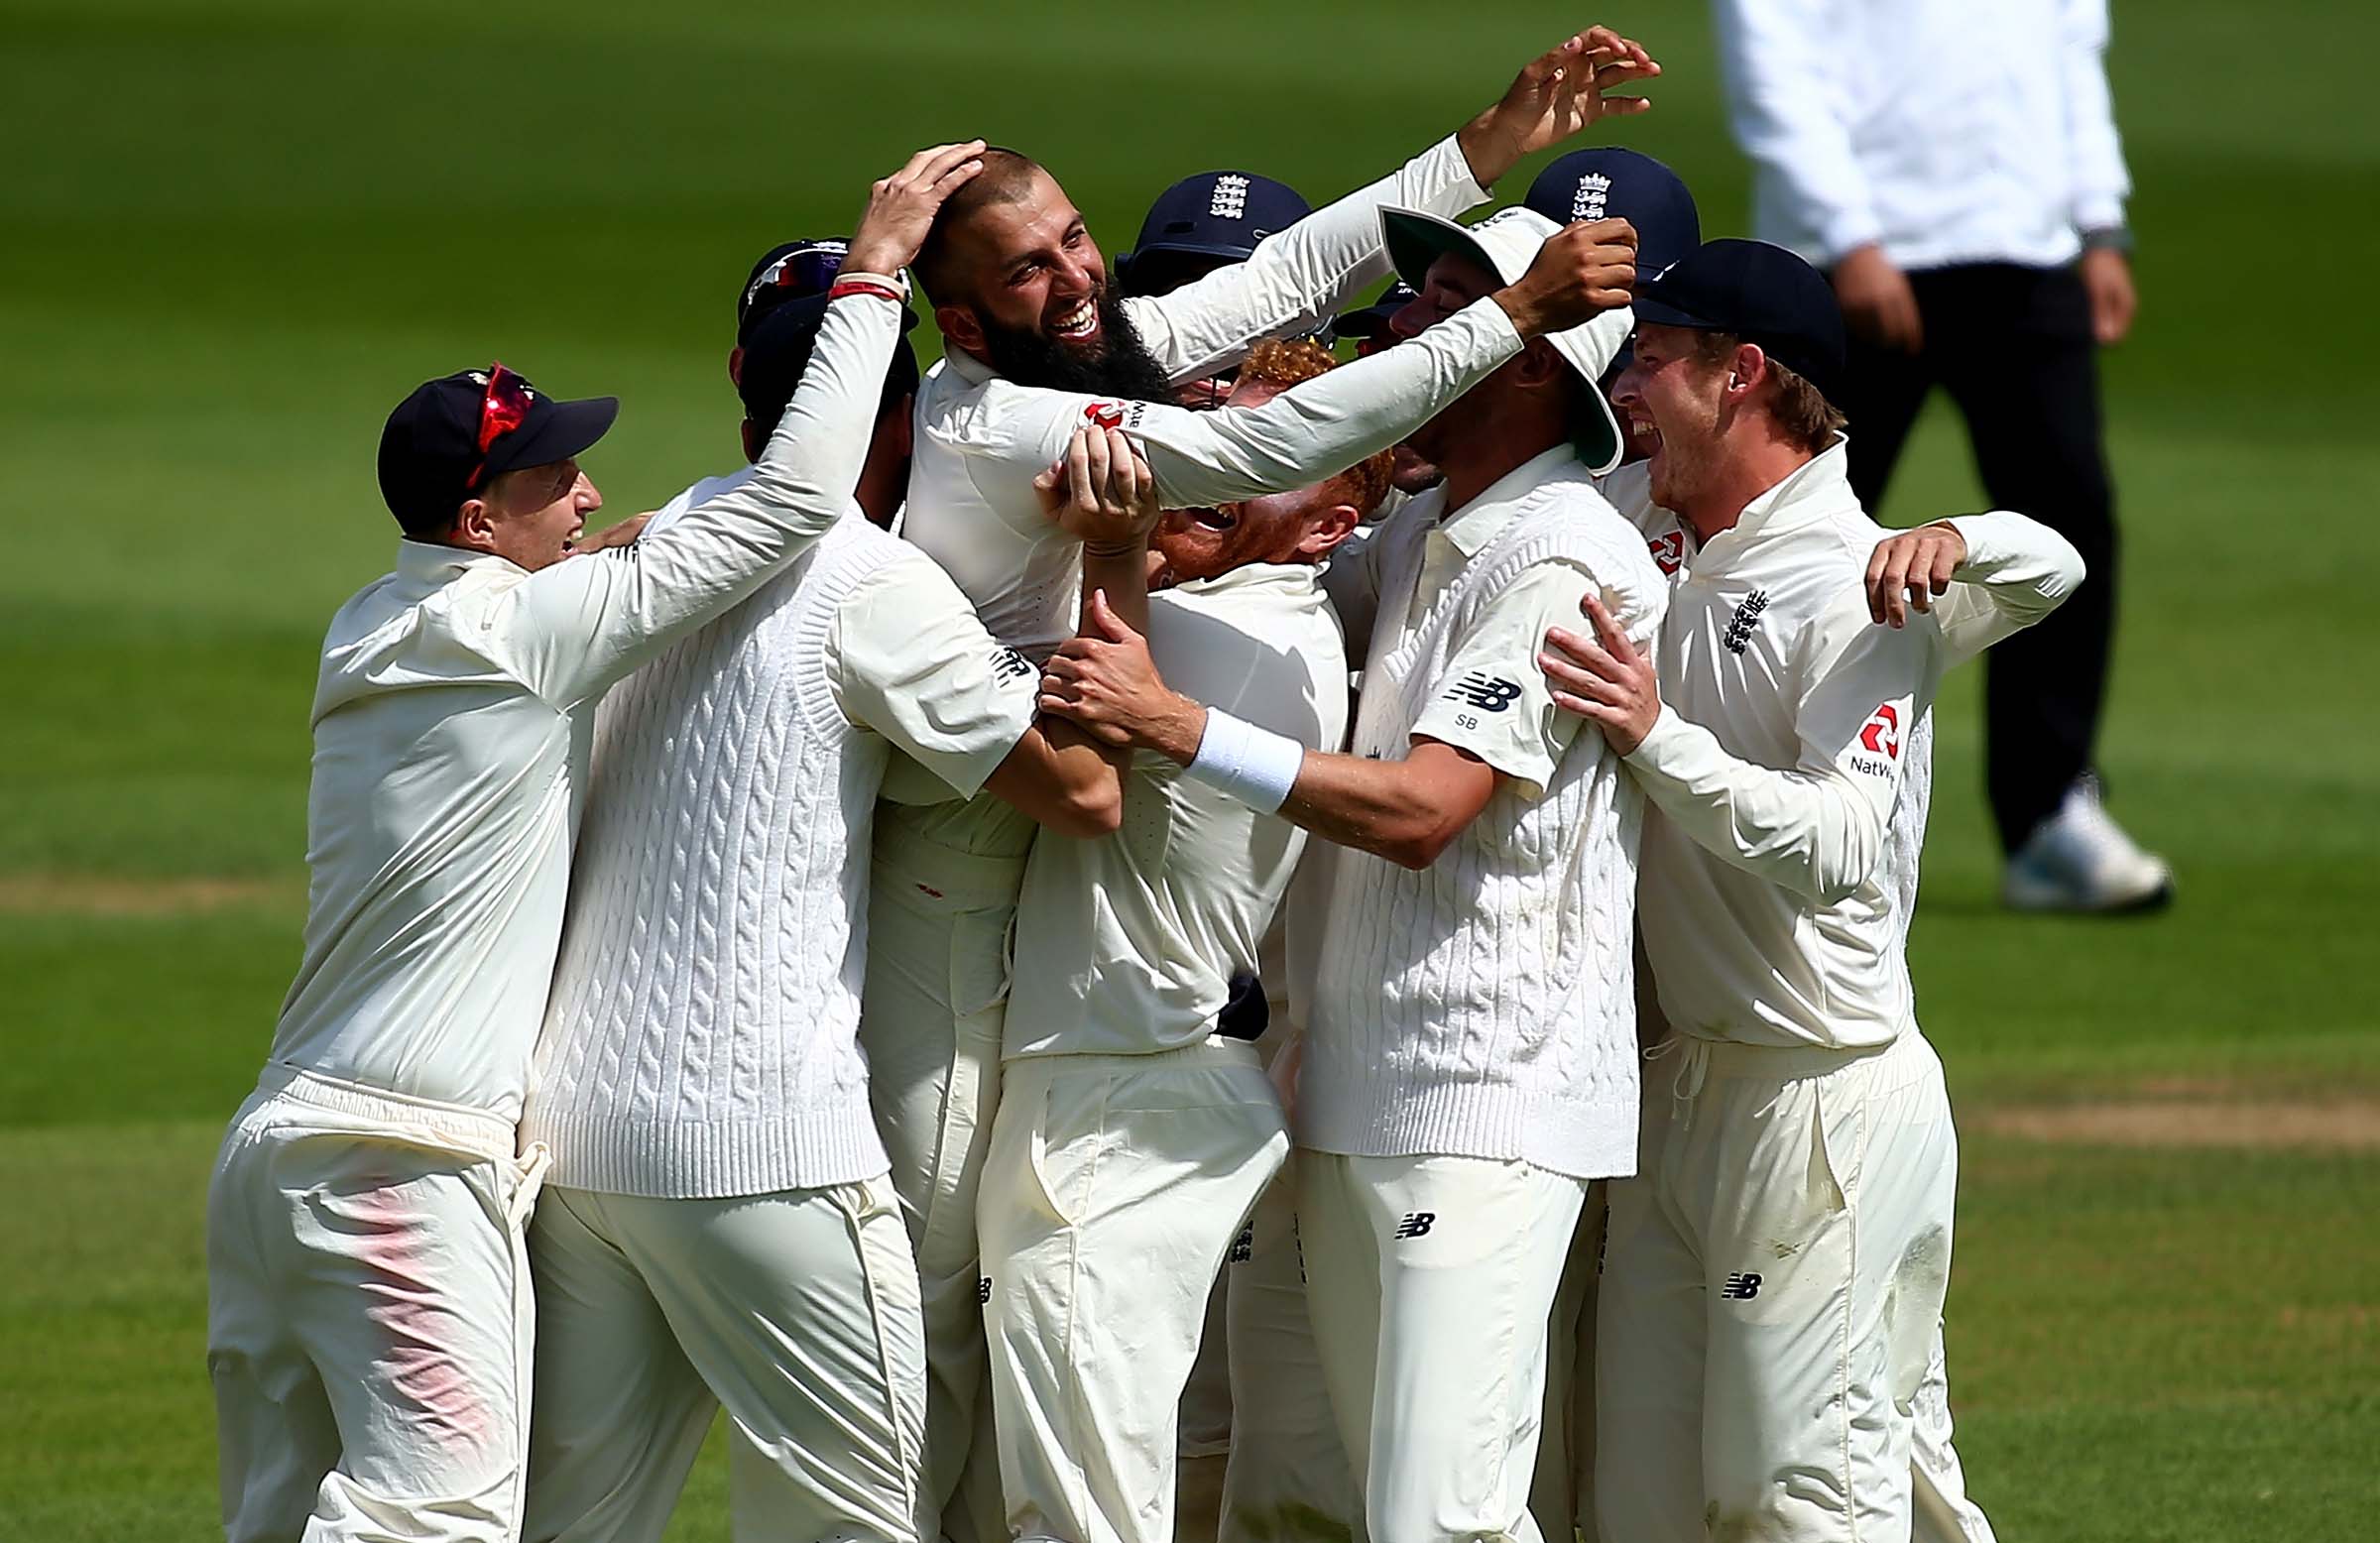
1132, 221, 1637, 509
1126, 26, 1659, 383
1863, 512, 2085, 666
502, 142, 988, 708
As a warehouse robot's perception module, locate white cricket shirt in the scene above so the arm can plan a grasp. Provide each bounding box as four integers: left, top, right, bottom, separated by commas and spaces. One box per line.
1003, 561, 1349, 1059
1625, 440, 2083, 1049
526, 476, 1039, 1198
1715, 0, 2130, 269
902, 134, 1503, 659
266, 296, 902, 1124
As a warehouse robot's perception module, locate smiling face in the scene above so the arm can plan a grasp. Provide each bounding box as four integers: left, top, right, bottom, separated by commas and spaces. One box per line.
935, 168, 1108, 357
1609, 321, 1732, 514
459, 458, 602, 571
1152, 371, 1366, 585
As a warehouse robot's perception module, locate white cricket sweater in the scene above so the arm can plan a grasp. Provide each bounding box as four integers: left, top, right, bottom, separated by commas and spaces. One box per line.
527, 517, 905, 1198
1300, 467, 1664, 1180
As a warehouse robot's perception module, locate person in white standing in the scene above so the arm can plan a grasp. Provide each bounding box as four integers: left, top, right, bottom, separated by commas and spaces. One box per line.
198, 154, 943, 1542
1713, 0, 2166, 912
1037, 203, 1664, 1543
860, 32, 1662, 1543
977, 339, 1391, 1543
1529, 238, 2082, 1543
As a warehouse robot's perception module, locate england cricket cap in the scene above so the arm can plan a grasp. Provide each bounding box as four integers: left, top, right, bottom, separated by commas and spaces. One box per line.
737, 238, 849, 345
1379, 204, 1630, 474
1523, 149, 1701, 278
377, 365, 617, 534
736, 292, 921, 434
1118, 171, 1311, 297
1330, 282, 1419, 342
1632, 237, 1847, 403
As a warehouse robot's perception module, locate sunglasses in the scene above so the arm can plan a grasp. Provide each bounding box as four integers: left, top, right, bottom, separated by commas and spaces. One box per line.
465, 362, 536, 492
742, 244, 850, 320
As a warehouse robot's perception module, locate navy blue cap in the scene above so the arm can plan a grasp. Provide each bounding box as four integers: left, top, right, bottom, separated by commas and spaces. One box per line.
378, 366, 617, 534
1331, 282, 1418, 341
1524, 149, 1702, 280
1119, 172, 1310, 297
1633, 238, 1847, 402
738, 239, 849, 344
737, 294, 920, 433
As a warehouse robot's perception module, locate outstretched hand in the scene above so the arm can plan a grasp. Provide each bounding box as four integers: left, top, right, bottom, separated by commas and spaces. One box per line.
1460, 27, 1660, 186
844, 140, 988, 279
1033, 424, 1160, 555
1038, 590, 1203, 758
1539, 590, 1661, 755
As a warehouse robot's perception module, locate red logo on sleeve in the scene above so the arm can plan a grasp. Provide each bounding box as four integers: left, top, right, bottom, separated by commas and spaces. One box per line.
1857, 703, 1902, 759
1083, 402, 1127, 428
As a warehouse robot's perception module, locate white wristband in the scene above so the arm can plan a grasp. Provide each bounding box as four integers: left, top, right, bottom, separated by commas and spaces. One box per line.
1184, 708, 1305, 815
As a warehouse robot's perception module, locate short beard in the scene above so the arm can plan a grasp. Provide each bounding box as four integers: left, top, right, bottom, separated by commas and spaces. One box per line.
975, 287, 1178, 405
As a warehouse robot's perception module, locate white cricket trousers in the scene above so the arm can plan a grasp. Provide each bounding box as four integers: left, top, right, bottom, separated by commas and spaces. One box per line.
520, 1173, 926, 1543
978, 1039, 1289, 1543
206, 1065, 547, 1543
862, 825, 1030, 1543
1596, 1029, 1958, 1543
1218, 1147, 1365, 1543
1302, 1150, 1587, 1543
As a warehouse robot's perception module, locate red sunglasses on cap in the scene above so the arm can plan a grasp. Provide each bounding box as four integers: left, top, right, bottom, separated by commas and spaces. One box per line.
464, 362, 536, 491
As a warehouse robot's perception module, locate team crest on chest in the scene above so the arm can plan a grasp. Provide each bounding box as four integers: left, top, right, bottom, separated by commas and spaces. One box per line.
1722, 590, 1769, 654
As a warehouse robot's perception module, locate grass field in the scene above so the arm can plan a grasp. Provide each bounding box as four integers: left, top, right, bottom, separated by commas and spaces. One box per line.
2, 1, 2376, 1538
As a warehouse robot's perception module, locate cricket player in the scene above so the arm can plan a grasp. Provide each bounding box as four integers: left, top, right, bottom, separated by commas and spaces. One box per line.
977, 341, 1388, 1543
1528, 238, 2082, 1543
860, 31, 1662, 1542
198, 145, 973, 1541
517, 155, 1168, 1543
1037, 203, 1664, 1543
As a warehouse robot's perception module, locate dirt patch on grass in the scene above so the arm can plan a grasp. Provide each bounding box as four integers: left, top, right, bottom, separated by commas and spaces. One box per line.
0, 874, 301, 918
1977, 1099, 2380, 1150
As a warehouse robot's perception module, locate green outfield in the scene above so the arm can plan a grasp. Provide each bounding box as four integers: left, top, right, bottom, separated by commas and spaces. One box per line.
2, 0, 2374, 1537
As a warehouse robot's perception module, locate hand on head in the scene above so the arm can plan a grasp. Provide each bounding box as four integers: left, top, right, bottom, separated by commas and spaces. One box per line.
1497, 217, 1638, 337
845, 141, 989, 279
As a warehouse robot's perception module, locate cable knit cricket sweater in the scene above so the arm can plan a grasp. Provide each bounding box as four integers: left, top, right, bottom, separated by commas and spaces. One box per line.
1300, 474, 1659, 1181
525, 510, 901, 1198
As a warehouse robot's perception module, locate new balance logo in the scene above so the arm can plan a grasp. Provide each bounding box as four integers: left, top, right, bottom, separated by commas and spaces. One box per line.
1391, 1212, 1436, 1241
991, 647, 1033, 685
1229, 1225, 1253, 1264
976, 1276, 992, 1305
1721, 1271, 1762, 1300
1444, 672, 1522, 712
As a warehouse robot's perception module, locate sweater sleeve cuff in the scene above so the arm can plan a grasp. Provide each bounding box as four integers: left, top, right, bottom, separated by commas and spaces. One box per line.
1419, 133, 1491, 214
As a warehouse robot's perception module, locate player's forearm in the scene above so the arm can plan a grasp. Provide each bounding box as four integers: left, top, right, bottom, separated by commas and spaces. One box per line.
986, 719, 1125, 838
1276, 752, 1479, 872
1129, 136, 1486, 385
1935, 512, 2085, 665
1079, 539, 1151, 640
1625, 707, 1885, 904
1142, 298, 1521, 510
519, 295, 899, 705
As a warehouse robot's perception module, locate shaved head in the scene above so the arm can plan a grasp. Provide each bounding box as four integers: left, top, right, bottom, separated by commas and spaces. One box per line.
914, 147, 1048, 304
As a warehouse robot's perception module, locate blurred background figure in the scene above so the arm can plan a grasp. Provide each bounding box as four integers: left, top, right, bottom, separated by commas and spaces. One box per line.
1119, 170, 1313, 409
1714, 0, 2172, 913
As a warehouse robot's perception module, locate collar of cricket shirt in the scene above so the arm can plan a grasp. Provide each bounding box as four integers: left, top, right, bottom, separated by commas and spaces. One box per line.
395, 536, 505, 581
1431, 443, 1580, 560
940, 343, 999, 387
1694, 433, 1853, 568
1175, 558, 1324, 604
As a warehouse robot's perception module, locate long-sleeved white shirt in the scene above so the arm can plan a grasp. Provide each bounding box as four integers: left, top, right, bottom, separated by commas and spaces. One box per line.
1624, 440, 2083, 1048
1714, 0, 2130, 269
901, 133, 1508, 659
1004, 562, 1348, 1059
266, 295, 901, 1123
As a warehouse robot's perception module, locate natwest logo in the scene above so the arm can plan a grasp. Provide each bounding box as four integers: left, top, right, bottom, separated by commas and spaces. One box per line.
1858, 702, 1902, 760
1082, 402, 1127, 428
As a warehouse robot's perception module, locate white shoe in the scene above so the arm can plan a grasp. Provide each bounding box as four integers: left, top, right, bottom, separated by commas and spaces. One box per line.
2001, 777, 2174, 914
